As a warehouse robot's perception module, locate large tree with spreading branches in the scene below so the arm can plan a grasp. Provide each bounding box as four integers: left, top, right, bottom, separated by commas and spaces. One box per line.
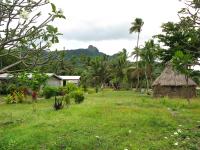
0, 0, 65, 73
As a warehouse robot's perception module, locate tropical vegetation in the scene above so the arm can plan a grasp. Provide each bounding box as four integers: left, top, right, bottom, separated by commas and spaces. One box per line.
0, 0, 200, 149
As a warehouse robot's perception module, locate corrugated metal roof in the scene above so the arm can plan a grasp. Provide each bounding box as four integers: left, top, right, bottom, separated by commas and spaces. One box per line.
27, 73, 53, 78
0, 73, 80, 81
27, 73, 62, 80
59, 76, 80, 80
0, 73, 13, 79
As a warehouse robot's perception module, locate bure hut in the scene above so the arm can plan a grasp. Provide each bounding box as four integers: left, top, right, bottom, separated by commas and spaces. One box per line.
152, 63, 197, 98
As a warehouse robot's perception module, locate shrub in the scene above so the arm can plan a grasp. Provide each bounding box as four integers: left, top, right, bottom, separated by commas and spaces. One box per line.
5, 94, 17, 104
5, 91, 28, 104
15, 91, 25, 103
5, 94, 14, 104
62, 83, 78, 94
5, 91, 27, 104
64, 95, 70, 106
53, 96, 64, 110
43, 86, 59, 99
71, 91, 85, 104
58, 87, 65, 96
6, 84, 17, 94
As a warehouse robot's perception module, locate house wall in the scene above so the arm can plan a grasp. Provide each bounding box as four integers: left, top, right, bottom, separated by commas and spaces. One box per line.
153, 86, 196, 98
45, 78, 80, 87
65, 79, 79, 85
46, 78, 62, 87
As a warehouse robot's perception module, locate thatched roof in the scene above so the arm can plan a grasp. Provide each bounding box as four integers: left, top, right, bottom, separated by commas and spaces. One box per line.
152, 63, 197, 87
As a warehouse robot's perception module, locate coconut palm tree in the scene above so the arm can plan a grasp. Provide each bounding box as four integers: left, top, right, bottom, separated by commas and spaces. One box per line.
89, 56, 110, 92
110, 49, 128, 90
129, 18, 144, 90
139, 40, 159, 93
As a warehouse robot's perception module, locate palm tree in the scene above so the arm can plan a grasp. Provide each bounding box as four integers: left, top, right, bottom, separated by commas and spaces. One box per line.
139, 40, 159, 93
90, 56, 110, 92
110, 49, 128, 90
129, 18, 144, 90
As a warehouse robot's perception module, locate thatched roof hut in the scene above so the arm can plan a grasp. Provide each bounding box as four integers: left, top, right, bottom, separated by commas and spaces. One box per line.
152, 63, 197, 98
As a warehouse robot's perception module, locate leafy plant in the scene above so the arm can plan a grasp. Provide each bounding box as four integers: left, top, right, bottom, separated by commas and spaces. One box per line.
64, 95, 70, 107
53, 96, 64, 110
5, 91, 27, 104
43, 86, 59, 99
17, 71, 49, 91
62, 83, 78, 94
172, 51, 194, 102
15, 91, 25, 103
71, 91, 85, 104
5, 94, 14, 104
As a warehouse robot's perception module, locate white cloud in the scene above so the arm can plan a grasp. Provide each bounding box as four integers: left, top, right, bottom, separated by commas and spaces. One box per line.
50, 0, 185, 55
62, 23, 134, 41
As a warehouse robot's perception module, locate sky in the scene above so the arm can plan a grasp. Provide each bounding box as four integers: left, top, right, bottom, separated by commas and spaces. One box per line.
49, 0, 185, 56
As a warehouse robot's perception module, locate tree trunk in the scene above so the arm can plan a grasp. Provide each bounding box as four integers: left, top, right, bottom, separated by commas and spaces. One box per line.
145, 64, 149, 93
101, 83, 104, 89
150, 75, 153, 89
148, 64, 153, 89
185, 75, 190, 104
136, 32, 140, 91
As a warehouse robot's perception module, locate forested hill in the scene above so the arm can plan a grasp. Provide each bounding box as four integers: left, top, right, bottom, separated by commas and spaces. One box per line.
57, 45, 107, 60
40, 45, 122, 75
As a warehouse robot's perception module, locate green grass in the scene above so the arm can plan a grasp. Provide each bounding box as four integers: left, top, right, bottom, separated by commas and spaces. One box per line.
0, 90, 200, 150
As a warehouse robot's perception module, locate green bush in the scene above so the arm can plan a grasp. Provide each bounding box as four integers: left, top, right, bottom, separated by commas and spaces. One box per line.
5, 94, 14, 104
64, 95, 70, 106
71, 91, 84, 104
58, 87, 65, 96
62, 83, 78, 94
15, 91, 25, 103
5, 91, 27, 104
43, 86, 59, 99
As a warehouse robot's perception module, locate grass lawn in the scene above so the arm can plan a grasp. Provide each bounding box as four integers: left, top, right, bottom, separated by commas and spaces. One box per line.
0, 89, 200, 150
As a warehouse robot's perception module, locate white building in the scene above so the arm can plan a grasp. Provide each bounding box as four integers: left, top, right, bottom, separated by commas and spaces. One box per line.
0, 73, 13, 80
46, 74, 63, 87
0, 73, 81, 87
59, 76, 81, 86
